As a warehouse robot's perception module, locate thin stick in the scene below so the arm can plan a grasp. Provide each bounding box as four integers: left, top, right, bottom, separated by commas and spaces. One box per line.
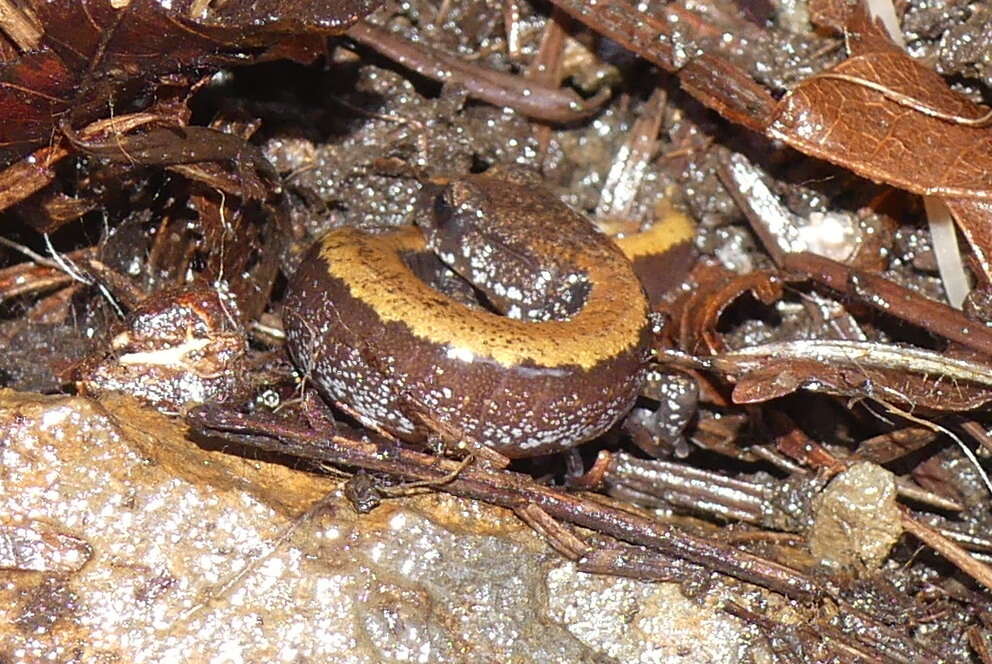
902, 511, 992, 592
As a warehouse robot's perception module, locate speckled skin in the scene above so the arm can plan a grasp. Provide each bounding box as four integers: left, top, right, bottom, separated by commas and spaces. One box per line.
283, 172, 652, 457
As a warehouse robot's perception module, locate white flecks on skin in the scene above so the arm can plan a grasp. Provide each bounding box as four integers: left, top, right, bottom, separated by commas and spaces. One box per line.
315, 345, 418, 435
302, 326, 643, 455
285, 174, 654, 455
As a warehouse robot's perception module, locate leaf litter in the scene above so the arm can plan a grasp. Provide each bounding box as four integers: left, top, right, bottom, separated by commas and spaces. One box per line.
2, 0, 992, 660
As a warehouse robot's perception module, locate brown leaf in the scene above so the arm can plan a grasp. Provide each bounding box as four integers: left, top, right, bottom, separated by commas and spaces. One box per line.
0, 0, 380, 167
661, 260, 784, 355
713, 340, 992, 411
765, 11, 992, 283
767, 44, 992, 201
808, 0, 847, 33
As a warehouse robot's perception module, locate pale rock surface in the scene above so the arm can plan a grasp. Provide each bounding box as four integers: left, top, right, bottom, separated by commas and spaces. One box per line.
0, 391, 748, 663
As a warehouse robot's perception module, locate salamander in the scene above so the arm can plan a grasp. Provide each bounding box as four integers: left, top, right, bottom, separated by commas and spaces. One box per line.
282, 168, 694, 458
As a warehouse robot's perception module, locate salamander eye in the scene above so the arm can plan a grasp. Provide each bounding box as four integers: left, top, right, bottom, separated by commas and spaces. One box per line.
433, 190, 455, 227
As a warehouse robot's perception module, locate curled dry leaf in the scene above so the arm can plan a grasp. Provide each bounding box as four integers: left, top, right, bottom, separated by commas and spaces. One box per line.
767, 45, 992, 201
0, 0, 381, 168
705, 339, 992, 411
659, 260, 784, 355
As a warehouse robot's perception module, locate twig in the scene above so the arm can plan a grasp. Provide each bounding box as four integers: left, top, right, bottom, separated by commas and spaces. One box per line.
347, 21, 609, 124
902, 511, 992, 592
902, 510, 992, 590
782, 251, 992, 358
188, 405, 823, 600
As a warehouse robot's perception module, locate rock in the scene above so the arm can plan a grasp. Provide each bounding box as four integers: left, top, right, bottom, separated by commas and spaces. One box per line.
808, 461, 903, 573
0, 390, 748, 663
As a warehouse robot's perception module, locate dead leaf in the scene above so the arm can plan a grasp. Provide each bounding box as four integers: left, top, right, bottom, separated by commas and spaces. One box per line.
0, 0, 380, 167
660, 260, 784, 354
767, 47, 992, 201
945, 198, 992, 285
713, 340, 992, 411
